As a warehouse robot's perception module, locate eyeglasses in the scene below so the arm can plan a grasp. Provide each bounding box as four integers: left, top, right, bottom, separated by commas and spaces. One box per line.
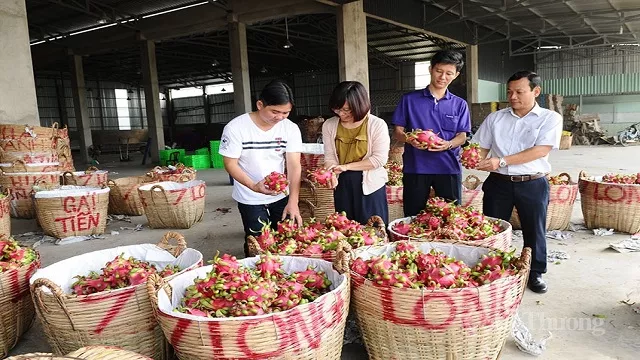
333, 108, 352, 115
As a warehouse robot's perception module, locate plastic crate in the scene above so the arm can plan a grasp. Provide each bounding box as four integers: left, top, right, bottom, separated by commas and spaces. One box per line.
159, 149, 186, 166
211, 154, 224, 169
210, 140, 221, 153
195, 148, 209, 156
183, 155, 211, 169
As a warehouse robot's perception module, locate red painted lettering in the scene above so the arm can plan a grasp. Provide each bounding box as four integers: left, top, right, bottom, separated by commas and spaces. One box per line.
88, 213, 100, 228
63, 196, 76, 213
171, 188, 189, 205
77, 215, 88, 231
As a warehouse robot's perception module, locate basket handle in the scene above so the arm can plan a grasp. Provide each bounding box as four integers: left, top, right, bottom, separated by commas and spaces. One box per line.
51, 122, 59, 130
556, 172, 572, 183
85, 166, 99, 173
176, 174, 192, 183
464, 174, 481, 184
578, 170, 588, 179
107, 179, 117, 188
157, 231, 187, 257
146, 273, 172, 314
61, 171, 76, 185
332, 240, 353, 275
11, 159, 27, 172
366, 215, 387, 238
149, 184, 169, 207
298, 199, 316, 219
31, 277, 77, 331
2, 187, 10, 197
247, 235, 261, 256
300, 178, 318, 205
182, 167, 196, 174
152, 166, 164, 172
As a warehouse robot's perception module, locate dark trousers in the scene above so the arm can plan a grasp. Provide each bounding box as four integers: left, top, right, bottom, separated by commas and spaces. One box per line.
402, 173, 462, 217
334, 171, 389, 225
482, 173, 549, 276
237, 196, 288, 257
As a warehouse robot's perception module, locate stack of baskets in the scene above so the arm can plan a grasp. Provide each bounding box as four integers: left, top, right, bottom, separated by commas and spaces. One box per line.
33, 185, 110, 238
510, 172, 578, 231
107, 175, 156, 216
54, 124, 74, 171
579, 170, 640, 234
61, 166, 108, 188
137, 180, 206, 229
147, 164, 197, 182
0, 123, 65, 219
0, 243, 41, 358
386, 185, 404, 221
29, 232, 203, 359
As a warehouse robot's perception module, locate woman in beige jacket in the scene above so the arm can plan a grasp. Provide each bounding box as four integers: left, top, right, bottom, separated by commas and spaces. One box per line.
322, 81, 390, 224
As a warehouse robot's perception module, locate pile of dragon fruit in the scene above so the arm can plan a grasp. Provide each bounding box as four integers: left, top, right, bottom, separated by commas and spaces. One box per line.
391, 197, 504, 241
385, 161, 402, 186
601, 173, 640, 184
264, 171, 289, 194
71, 253, 182, 295
351, 241, 519, 289
254, 212, 385, 255
405, 129, 445, 149
0, 237, 38, 272
175, 253, 332, 317
548, 174, 571, 185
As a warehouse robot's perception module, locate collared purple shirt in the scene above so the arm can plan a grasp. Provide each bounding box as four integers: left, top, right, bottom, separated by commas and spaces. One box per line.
391, 88, 471, 174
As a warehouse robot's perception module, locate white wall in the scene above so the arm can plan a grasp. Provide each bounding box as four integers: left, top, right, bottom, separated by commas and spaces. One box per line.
477, 80, 502, 102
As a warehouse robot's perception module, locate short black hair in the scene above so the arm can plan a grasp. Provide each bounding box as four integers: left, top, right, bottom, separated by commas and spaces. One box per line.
507, 70, 542, 90
258, 80, 295, 107
430, 50, 464, 72
328, 81, 371, 122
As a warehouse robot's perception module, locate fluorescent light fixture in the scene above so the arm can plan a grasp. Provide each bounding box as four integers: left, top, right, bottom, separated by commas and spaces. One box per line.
68, 23, 117, 36
141, 1, 208, 19
537, 45, 561, 49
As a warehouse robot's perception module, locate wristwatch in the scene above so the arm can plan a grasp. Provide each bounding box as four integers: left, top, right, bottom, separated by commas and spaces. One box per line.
498, 157, 507, 168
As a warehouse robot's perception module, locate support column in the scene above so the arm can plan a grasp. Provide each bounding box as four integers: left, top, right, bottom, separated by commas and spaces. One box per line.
0, 0, 40, 125
337, 0, 369, 91
229, 19, 252, 115
466, 44, 479, 105
141, 40, 165, 163
69, 55, 93, 164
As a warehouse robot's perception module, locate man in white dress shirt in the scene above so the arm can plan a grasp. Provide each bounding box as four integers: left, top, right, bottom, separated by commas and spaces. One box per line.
473, 71, 562, 294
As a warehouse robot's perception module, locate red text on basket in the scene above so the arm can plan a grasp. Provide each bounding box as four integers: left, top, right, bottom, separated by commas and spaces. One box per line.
169, 184, 206, 205
54, 194, 100, 233
592, 183, 640, 204
374, 276, 520, 329
386, 186, 403, 205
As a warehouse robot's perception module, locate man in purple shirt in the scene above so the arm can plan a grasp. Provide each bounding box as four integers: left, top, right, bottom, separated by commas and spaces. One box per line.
392, 50, 471, 216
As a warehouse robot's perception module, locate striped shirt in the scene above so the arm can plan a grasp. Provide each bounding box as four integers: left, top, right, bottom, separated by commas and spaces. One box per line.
219, 113, 302, 204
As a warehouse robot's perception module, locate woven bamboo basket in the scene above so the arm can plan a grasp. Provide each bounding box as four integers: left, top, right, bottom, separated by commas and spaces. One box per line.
345, 242, 531, 360
510, 173, 578, 231
0, 249, 41, 358
461, 174, 484, 209
388, 216, 513, 251
137, 180, 206, 229
0, 172, 60, 219
386, 185, 404, 221
0, 137, 56, 153
299, 178, 335, 223
300, 153, 325, 174
107, 175, 155, 216
147, 255, 350, 360
34, 186, 110, 238
578, 170, 640, 234
29, 232, 203, 359
61, 167, 108, 188
0, 160, 59, 174
0, 188, 11, 237
559, 134, 573, 150
388, 143, 404, 165
6, 345, 153, 359
299, 117, 325, 143
0, 150, 58, 165
56, 143, 74, 172
148, 166, 197, 182
247, 216, 387, 261
0, 123, 58, 140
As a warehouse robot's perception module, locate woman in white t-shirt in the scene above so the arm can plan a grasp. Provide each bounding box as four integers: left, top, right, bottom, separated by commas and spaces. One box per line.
219, 80, 303, 257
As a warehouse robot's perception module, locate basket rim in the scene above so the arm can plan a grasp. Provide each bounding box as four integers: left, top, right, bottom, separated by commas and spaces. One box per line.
579, 175, 640, 187
388, 216, 512, 240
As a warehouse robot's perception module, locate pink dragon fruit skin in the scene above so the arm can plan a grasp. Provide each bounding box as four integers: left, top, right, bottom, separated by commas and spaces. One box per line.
308, 168, 334, 188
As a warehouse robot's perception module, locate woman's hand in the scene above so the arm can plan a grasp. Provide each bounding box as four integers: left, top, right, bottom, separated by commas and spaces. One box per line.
328, 164, 349, 175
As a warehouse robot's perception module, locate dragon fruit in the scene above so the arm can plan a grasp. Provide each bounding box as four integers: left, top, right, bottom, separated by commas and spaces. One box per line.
601, 173, 639, 184
0, 237, 37, 273
277, 218, 299, 237
352, 246, 520, 290
406, 128, 445, 149
392, 221, 412, 235
308, 168, 335, 188
71, 253, 182, 295
263, 171, 289, 194
385, 161, 403, 186
548, 174, 570, 185
176, 253, 333, 318
460, 143, 481, 169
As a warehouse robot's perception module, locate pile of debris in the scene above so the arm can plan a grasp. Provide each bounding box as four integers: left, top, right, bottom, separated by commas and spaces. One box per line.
563, 105, 609, 145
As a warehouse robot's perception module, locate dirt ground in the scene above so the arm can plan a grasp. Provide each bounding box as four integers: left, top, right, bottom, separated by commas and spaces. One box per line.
7, 145, 640, 360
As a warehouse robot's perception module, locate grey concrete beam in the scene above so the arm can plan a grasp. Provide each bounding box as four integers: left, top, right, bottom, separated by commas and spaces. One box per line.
466, 44, 479, 104
141, 40, 165, 163
229, 21, 252, 116
337, 0, 369, 91
69, 54, 92, 164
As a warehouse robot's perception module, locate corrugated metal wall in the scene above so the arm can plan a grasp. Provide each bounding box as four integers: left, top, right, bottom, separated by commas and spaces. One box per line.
539, 74, 640, 97
478, 41, 535, 83
34, 76, 167, 130
537, 48, 640, 79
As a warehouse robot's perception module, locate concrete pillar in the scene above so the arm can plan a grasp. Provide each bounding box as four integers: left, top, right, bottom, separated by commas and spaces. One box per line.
466, 44, 479, 104
141, 40, 165, 163
69, 55, 93, 164
337, 0, 369, 91
0, 0, 40, 125
229, 20, 252, 115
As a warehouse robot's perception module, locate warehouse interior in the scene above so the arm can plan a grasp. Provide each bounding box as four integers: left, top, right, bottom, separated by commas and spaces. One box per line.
1, 0, 639, 359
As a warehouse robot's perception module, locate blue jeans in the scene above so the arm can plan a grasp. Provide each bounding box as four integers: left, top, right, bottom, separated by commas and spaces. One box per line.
237, 196, 288, 257
482, 173, 549, 276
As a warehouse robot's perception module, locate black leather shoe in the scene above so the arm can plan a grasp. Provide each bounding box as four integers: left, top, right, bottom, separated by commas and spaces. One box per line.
528, 275, 548, 294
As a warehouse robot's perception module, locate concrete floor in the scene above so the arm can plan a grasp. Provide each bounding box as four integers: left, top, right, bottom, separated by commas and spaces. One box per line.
7, 145, 640, 360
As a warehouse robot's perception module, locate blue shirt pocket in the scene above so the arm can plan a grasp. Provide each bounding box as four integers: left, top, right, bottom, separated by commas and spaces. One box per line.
441, 115, 459, 138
